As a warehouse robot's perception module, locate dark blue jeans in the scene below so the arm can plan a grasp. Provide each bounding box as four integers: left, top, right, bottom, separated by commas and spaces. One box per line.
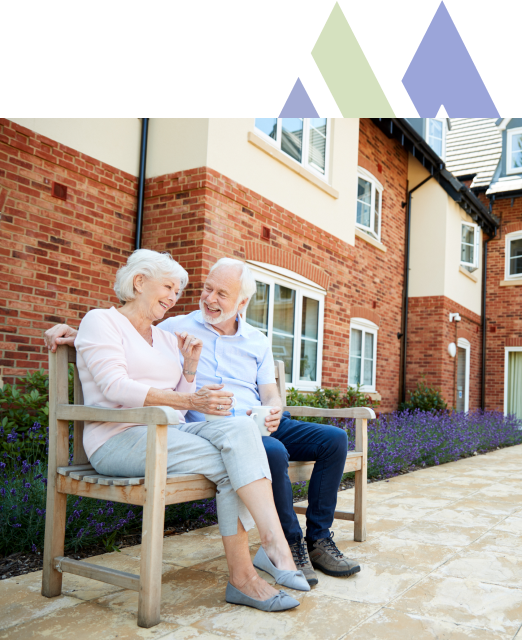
262, 412, 348, 544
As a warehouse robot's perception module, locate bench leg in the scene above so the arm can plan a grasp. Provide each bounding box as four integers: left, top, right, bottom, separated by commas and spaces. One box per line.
353, 418, 367, 542
138, 423, 168, 628
41, 479, 67, 597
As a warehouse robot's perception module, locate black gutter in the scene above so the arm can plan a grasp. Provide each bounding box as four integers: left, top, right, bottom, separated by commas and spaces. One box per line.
401, 173, 436, 404
481, 198, 497, 410
135, 118, 149, 250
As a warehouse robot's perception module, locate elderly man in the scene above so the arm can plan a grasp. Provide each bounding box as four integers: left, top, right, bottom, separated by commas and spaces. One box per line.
44, 257, 360, 586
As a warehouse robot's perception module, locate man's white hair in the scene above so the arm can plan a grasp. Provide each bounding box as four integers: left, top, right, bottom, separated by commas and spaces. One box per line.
114, 249, 188, 303
209, 258, 257, 304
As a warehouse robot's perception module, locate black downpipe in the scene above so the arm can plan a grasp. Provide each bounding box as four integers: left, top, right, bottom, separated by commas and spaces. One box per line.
135, 118, 149, 250
481, 196, 497, 410
401, 174, 436, 405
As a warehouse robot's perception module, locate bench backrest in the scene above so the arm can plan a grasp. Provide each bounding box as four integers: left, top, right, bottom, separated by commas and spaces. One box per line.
65, 347, 287, 465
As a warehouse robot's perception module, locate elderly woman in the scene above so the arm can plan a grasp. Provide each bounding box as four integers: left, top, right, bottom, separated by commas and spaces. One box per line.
66, 249, 308, 612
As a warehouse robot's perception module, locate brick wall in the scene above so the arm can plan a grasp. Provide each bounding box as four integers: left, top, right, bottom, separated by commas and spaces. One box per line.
0, 119, 137, 383
407, 295, 482, 409
483, 195, 522, 410
141, 119, 409, 411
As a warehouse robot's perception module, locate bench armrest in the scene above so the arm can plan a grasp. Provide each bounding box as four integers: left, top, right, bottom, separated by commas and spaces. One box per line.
56, 404, 179, 425
283, 406, 375, 420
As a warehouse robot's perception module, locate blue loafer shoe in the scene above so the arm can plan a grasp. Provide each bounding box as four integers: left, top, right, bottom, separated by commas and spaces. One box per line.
225, 583, 300, 611
253, 546, 311, 591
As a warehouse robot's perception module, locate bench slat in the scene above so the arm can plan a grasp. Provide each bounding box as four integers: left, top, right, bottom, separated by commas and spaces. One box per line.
57, 464, 94, 477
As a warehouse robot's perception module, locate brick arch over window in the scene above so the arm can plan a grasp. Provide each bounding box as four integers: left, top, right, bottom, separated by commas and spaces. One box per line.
504, 222, 522, 235
244, 242, 330, 290
350, 306, 381, 326
506, 337, 522, 347
457, 328, 475, 343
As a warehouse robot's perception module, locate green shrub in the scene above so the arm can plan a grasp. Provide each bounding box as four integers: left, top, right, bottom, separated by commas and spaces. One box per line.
399, 379, 447, 413
285, 384, 379, 423
0, 366, 74, 460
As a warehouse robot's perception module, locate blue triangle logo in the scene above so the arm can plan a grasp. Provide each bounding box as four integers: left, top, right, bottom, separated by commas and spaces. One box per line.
279, 78, 319, 118
403, 2, 499, 117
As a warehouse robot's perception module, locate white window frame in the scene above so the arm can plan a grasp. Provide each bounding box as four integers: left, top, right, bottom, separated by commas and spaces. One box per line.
457, 337, 470, 413
254, 118, 331, 181
505, 231, 522, 280
244, 262, 325, 391
348, 318, 378, 393
506, 127, 522, 175
356, 167, 383, 241
426, 118, 446, 160
460, 221, 480, 269
504, 346, 522, 417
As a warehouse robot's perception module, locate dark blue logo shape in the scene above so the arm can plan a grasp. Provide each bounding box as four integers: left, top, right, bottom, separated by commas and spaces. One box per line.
403, 2, 499, 117
279, 78, 319, 118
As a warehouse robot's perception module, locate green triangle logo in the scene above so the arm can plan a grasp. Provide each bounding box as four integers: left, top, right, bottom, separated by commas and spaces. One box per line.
312, 3, 395, 116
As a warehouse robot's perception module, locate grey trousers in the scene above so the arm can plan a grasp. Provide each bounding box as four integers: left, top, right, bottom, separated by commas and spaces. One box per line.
89, 416, 271, 536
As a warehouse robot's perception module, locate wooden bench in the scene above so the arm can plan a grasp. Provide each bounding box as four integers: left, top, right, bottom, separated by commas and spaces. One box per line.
42, 345, 374, 627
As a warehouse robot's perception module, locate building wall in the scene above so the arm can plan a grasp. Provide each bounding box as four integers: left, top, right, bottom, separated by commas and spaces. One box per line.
408, 158, 483, 316
0, 118, 137, 382
483, 195, 522, 411
8, 119, 142, 177
407, 295, 482, 409
141, 118, 409, 411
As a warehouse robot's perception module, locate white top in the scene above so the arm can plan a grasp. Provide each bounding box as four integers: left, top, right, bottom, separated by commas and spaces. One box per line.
75, 307, 196, 459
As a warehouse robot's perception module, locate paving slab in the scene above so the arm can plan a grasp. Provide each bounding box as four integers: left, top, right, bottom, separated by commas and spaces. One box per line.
2, 443, 522, 639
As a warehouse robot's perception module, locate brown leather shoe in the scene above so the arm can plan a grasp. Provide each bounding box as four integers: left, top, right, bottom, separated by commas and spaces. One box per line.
307, 533, 361, 577
289, 537, 318, 586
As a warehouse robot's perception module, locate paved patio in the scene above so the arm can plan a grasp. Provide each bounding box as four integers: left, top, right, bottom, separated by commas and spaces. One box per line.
2, 444, 522, 640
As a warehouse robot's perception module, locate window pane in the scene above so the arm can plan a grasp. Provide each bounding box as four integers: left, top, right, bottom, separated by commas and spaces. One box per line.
511, 133, 522, 170
301, 297, 319, 339
428, 119, 443, 156
462, 224, 474, 244
255, 118, 277, 141
357, 178, 372, 227
510, 239, 522, 275
373, 190, 380, 236
273, 333, 294, 383
246, 281, 269, 334
273, 285, 295, 335
308, 118, 327, 174
300, 339, 317, 381
281, 118, 303, 163
363, 332, 374, 386
349, 328, 362, 385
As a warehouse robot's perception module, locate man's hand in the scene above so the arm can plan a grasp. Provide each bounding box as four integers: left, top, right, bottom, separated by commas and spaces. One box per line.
246, 407, 280, 432
264, 407, 282, 433
44, 324, 78, 352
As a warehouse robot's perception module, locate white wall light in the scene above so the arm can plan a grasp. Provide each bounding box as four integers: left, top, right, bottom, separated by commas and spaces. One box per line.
448, 342, 457, 357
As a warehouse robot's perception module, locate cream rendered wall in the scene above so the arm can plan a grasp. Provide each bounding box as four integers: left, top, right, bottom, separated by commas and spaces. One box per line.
145, 119, 209, 179
408, 159, 447, 297
444, 198, 482, 316
205, 118, 358, 247
408, 156, 482, 316
9, 118, 142, 176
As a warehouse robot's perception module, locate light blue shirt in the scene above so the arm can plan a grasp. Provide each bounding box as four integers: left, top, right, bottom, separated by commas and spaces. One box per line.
159, 310, 276, 422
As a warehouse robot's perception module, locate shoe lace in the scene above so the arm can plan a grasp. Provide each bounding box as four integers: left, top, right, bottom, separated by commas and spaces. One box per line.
291, 538, 308, 567
322, 532, 343, 558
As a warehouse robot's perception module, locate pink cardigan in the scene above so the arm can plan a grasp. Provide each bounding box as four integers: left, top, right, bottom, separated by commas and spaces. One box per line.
75, 307, 196, 459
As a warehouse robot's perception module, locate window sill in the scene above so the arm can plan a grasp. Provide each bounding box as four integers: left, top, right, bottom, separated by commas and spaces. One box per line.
366, 391, 381, 402
247, 131, 339, 199
500, 279, 522, 287
459, 265, 479, 282
355, 227, 387, 252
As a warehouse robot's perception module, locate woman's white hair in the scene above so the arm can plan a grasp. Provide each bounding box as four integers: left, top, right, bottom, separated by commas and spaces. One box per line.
209, 258, 257, 304
114, 249, 189, 303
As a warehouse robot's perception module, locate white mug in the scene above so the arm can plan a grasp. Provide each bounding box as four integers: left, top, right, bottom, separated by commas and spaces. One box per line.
203, 396, 236, 422
250, 406, 275, 437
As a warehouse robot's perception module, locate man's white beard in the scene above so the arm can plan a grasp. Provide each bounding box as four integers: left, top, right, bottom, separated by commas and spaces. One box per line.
199, 299, 239, 325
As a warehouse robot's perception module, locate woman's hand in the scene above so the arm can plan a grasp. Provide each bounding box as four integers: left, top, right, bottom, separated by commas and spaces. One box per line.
175, 332, 202, 362
44, 324, 78, 351
190, 384, 234, 415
